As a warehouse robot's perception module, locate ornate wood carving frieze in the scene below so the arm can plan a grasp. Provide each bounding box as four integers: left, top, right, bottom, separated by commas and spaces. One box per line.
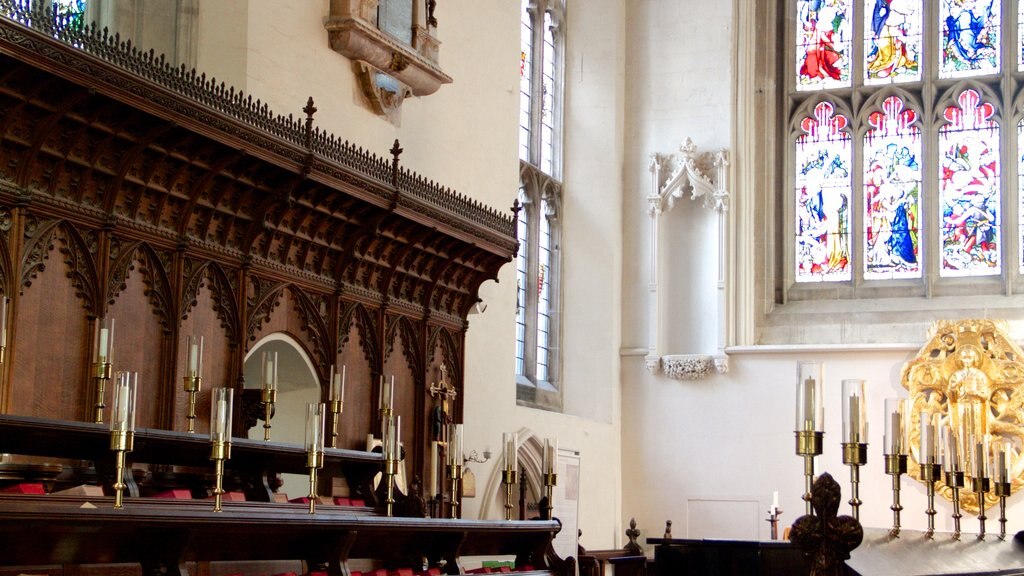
0, 1, 515, 325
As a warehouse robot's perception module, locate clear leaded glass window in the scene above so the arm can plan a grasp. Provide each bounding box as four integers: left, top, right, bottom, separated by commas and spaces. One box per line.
517, 0, 563, 404
788, 0, 1024, 292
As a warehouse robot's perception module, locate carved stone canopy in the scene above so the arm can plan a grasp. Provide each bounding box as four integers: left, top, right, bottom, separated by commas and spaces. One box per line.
901, 319, 1023, 514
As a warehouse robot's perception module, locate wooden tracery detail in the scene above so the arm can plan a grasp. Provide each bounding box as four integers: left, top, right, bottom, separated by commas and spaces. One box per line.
291, 287, 331, 375
245, 276, 285, 345
341, 302, 381, 369
107, 240, 174, 331
385, 313, 423, 378
428, 325, 461, 389
181, 259, 240, 344
20, 217, 96, 310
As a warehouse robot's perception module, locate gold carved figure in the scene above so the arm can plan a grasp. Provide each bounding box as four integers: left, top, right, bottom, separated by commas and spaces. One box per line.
900, 319, 1022, 514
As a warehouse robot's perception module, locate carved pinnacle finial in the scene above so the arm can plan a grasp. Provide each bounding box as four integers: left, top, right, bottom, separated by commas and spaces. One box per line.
790, 473, 863, 576
390, 139, 403, 188
624, 518, 643, 555
303, 97, 317, 149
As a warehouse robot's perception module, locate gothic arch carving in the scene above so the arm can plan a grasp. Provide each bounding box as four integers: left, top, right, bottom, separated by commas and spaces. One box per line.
340, 301, 381, 369
245, 275, 285, 346
290, 286, 331, 376
107, 239, 174, 331
428, 325, 461, 386
20, 216, 97, 311
385, 313, 422, 377
181, 259, 240, 344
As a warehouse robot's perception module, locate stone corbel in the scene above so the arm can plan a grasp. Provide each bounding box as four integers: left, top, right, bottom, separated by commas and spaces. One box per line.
646, 139, 730, 381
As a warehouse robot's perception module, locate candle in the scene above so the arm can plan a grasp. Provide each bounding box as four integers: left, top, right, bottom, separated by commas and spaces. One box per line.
187, 335, 203, 378
0, 295, 8, 348
883, 398, 904, 455
395, 415, 402, 460
306, 402, 325, 453
111, 371, 136, 432
998, 442, 1010, 483
389, 375, 395, 411
920, 411, 933, 464
329, 365, 346, 402
841, 379, 865, 444
262, 351, 277, 391
116, 375, 130, 425
98, 328, 109, 364
796, 362, 822, 432
975, 437, 989, 479
210, 387, 232, 442
510, 432, 518, 471
430, 441, 439, 495
772, 490, 779, 512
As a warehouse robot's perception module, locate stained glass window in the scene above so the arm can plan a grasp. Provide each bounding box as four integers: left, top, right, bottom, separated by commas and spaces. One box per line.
939, 89, 1000, 276
515, 186, 528, 377
864, 0, 922, 84
940, 0, 1000, 78
1019, 120, 1024, 272
52, 0, 85, 30
796, 0, 853, 91
536, 197, 552, 382
864, 96, 921, 279
1020, 3, 1024, 71
796, 102, 852, 282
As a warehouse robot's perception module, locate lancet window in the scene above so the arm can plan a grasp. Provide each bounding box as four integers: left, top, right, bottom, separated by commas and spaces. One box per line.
517, 0, 563, 407
788, 0, 1024, 295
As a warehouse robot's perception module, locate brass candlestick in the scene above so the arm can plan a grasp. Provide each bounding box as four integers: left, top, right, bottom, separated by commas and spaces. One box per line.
973, 476, 989, 540
945, 469, 965, 540
209, 387, 233, 512
94, 360, 112, 424
210, 439, 230, 512
385, 457, 398, 517
884, 453, 907, 537
920, 462, 941, 539
307, 448, 324, 514
109, 371, 136, 510
110, 428, 133, 509
841, 442, 867, 520
183, 375, 201, 433
261, 385, 276, 441
448, 463, 463, 518
795, 429, 823, 515
329, 399, 343, 448
994, 478, 1010, 540
502, 468, 518, 520
305, 402, 326, 514
543, 470, 557, 520
766, 507, 782, 540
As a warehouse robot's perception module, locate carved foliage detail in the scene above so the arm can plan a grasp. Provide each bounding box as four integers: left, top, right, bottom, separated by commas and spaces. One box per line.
341, 301, 380, 369
428, 325, 461, 389
246, 275, 284, 344
181, 258, 240, 344
290, 287, 330, 376
385, 313, 422, 377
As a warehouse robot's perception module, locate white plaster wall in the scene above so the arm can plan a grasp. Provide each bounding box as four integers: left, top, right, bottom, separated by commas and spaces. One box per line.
621, 350, 1024, 540
192, 0, 625, 550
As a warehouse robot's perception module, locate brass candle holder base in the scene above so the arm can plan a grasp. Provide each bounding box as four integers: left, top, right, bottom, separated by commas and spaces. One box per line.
307, 449, 324, 515
262, 388, 276, 441
94, 362, 112, 424
110, 429, 134, 509
385, 458, 398, 517
841, 442, 867, 520
994, 480, 1011, 540
210, 440, 231, 512
795, 430, 823, 516
543, 472, 557, 520
920, 463, 941, 539
884, 454, 907, 537
945, 470, 965, 540
183, 375, 201, 433
448, 463, 463, 519
502, 468, 518, 520
972, 477, 990, 540
329, 400, 343, 448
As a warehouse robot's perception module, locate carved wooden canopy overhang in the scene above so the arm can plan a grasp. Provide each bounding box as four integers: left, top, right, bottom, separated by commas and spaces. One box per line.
0, 3, 516, 326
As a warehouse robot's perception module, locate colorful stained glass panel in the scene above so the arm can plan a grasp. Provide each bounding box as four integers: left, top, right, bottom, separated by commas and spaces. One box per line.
940, 0, 1000, 78
864, 96, 922, 279
796, 102, 852, 282
939, 90, 1001, 276
796, 0, 853, 91
864, 0, 922, 84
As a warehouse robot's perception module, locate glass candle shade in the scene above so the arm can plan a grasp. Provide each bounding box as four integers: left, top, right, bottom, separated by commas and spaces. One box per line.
941, 423, 961, 474
447, 423, 463, 467
503, 432, 518, 472
186, 335, 204, 379
543, 437, 558, 476
841, 379, 866, 444
97, 317, 115, 365
996, 441, 1011, 484
795, 361, 823, 432
261, 351, 278, 392
919, 411, 937, 465
111, 371, 137, 433
305, 402, 326, 454
210, 387, 233, 443
883, 397, 905, 456
329, 365, 346, 402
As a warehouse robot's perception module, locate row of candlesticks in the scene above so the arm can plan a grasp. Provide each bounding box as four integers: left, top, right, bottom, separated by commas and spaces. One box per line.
793, 361, 1014, 540
498, 432, 558, 520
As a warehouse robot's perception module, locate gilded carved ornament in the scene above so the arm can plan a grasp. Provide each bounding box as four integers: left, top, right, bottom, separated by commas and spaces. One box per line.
901, 319, 1023, 514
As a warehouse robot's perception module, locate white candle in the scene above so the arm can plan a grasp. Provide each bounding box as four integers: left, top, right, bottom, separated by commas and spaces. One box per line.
511, 432, 518, 470
217, 398, 227, 435
772, 490, 779, 511
395, 415, 401, 460
98, 328, 109, 363
430, 441, 439, 495
189, 341, 199, 376
999, 443, 1009, 483
0, 296, 8, 348
920, 411, 933, 464
262, 352, 276, 390
116, 378, 129, 425
389, 375, 395, 410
